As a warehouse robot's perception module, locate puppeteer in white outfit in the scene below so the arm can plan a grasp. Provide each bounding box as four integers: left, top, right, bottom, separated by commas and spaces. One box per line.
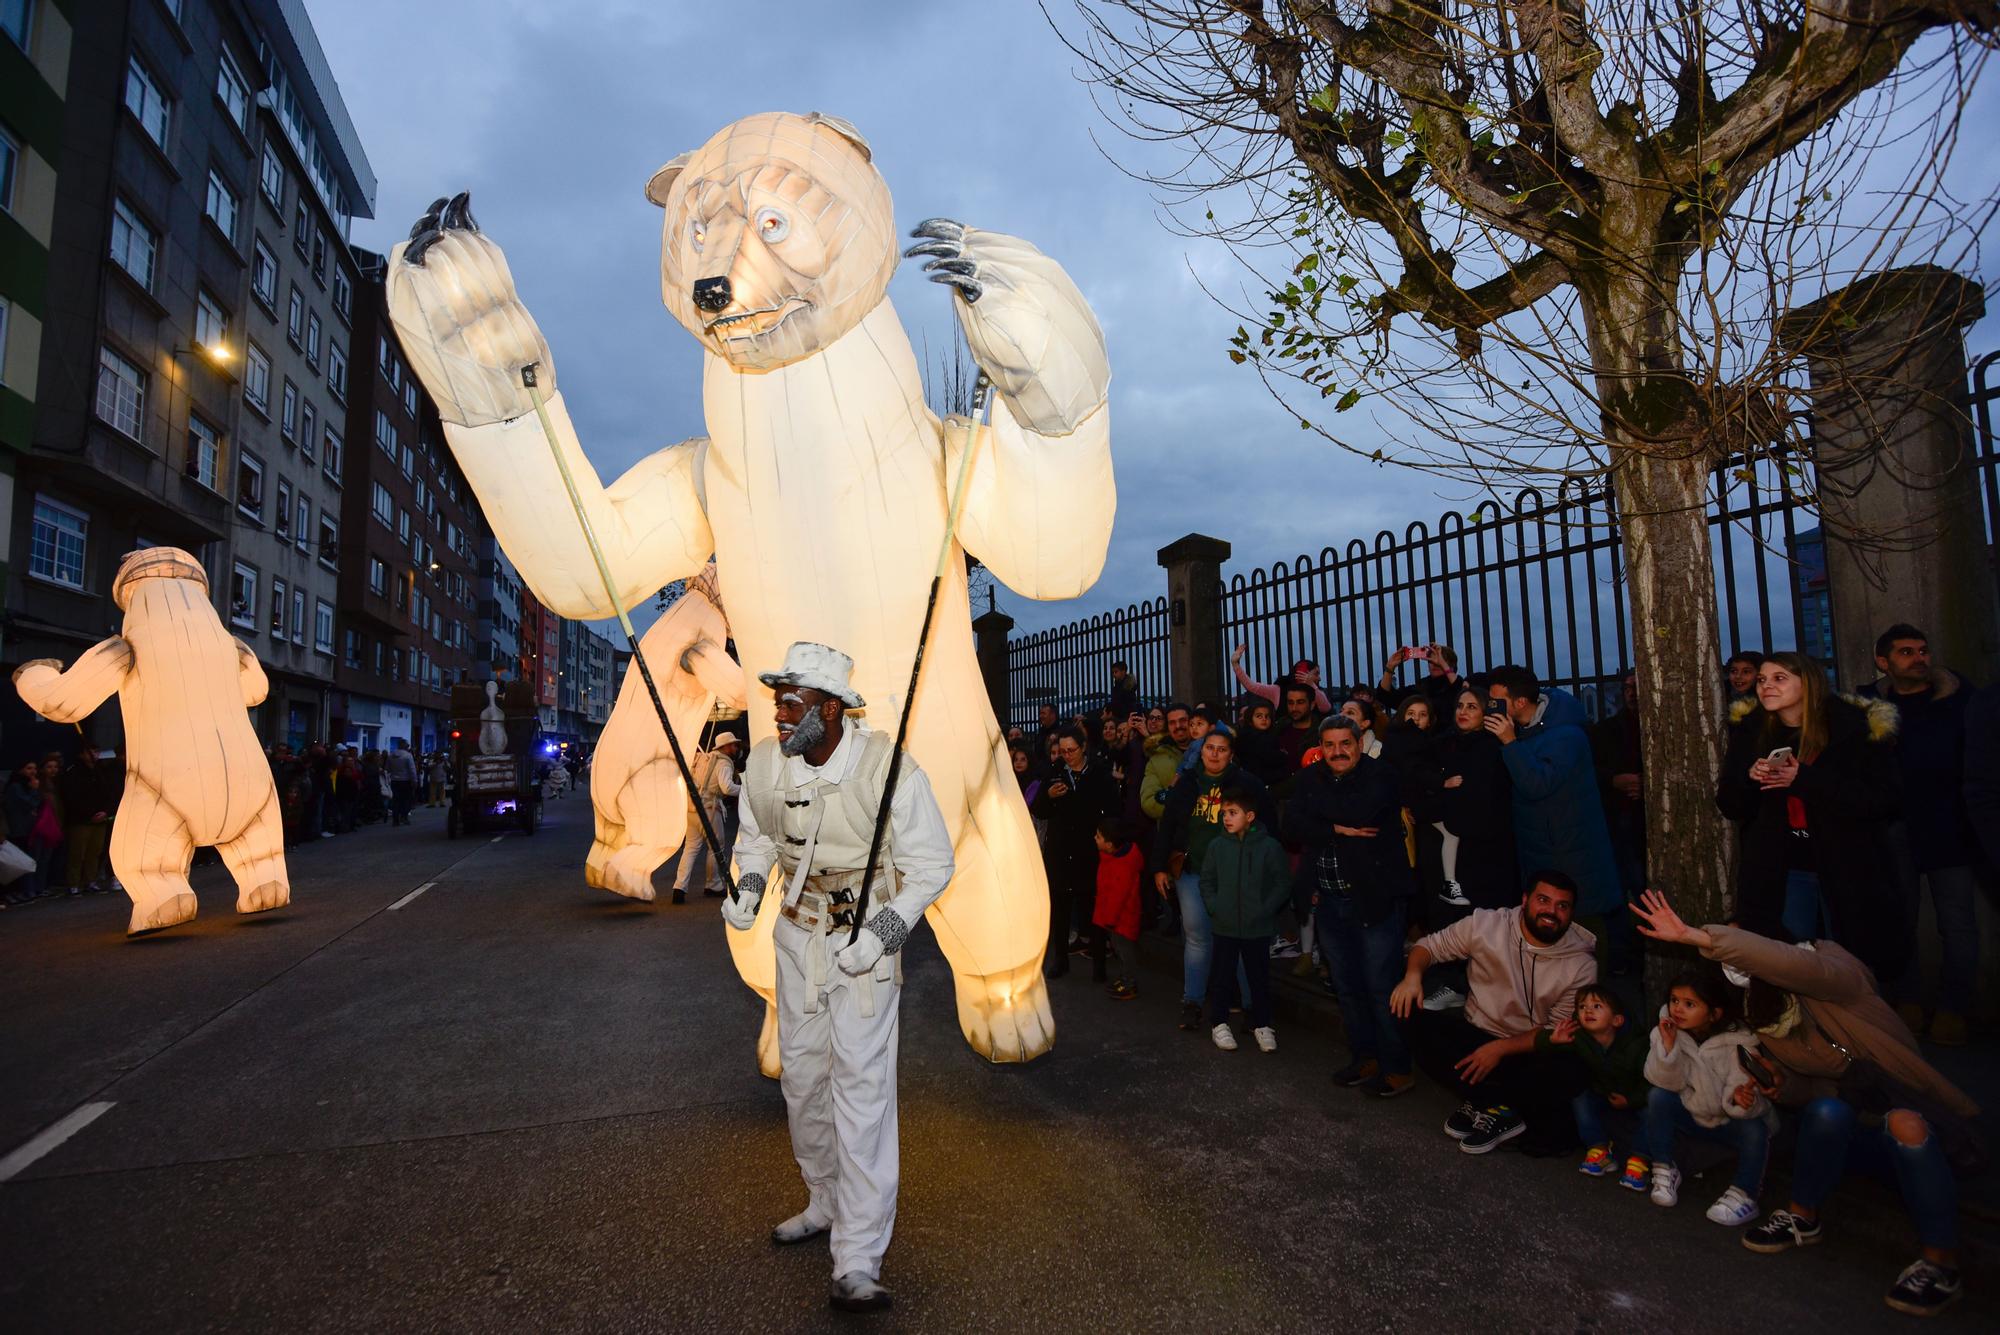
722, 642, 953, 1314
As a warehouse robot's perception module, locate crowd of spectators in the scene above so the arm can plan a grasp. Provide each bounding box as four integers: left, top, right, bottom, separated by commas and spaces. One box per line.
1007, 627, 1992, 1319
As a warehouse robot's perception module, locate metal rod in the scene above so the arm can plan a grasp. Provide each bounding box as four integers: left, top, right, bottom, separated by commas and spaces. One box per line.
521, 364, 736, 901
847, 377, 990, 945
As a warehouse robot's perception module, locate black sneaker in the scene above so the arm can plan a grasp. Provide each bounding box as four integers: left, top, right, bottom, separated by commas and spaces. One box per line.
1444, 1102, 1479, 1140
1178, 1001, 1203, 1031
1884, 1259, 1961, 1317
1363, 1073, 1416, 1099
1329, 1058, 1379, 1088
1459, 1106, 1526, 1155
1743, 1208, 1823, 1254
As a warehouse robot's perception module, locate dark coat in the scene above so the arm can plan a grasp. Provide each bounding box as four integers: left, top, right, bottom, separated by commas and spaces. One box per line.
57, 762, 118, 824
1158, 762, 1273, 874
1500, 688, 1620, 915
1031, 758, 1120, 876
1285, 755, 1411, 925
1859, 668, 1978, 871
1965, 685, 2000, 872
1717, 693, 1905, 978
1432, 727, 1519, 910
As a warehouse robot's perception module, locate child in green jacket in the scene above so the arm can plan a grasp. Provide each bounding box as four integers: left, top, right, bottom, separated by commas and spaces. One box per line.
1199, 788, 1294, 1053
1537, 983, 1652, 1187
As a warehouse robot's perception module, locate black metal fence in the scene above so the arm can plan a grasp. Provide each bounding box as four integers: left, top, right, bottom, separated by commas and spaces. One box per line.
1005, 347, 1998, 727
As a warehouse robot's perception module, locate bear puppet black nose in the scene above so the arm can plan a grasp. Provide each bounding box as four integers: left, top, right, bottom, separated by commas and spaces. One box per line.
692, 276, 733, 313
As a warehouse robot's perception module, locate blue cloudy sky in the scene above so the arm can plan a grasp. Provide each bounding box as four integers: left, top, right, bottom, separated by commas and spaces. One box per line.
311, 2, 1999, 641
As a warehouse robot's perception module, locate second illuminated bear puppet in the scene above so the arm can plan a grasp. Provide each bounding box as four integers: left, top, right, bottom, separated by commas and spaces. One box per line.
385, 111, 1113, 1065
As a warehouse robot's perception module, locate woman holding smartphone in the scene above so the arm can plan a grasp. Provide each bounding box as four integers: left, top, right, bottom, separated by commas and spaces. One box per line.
1715, 652, 1906, 978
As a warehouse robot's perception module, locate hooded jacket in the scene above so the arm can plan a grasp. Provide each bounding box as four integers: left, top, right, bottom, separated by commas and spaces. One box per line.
1414, 905, 1598, 1039
1534, 1021, 1650, 1106
1859, 666, 1977, 871
1198, 822, 1293, 937
1717, 693, 1903, 977
1644, 1009, 1775, 1130
1158, 761, 1272, 875
1138, 732, 1186, 822
1499, 688, 1621, 915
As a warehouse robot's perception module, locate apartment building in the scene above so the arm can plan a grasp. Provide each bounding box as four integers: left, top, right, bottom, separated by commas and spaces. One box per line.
474, 533, 522, 683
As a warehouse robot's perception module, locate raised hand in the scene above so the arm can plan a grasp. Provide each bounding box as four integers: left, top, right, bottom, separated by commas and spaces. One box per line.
386, 192, 556, 428
903, 219, 1108, 436
1631, 888, 1711, 949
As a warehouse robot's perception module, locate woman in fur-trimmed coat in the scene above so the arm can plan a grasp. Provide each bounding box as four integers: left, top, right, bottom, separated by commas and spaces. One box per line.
1716, 652, 1906, 980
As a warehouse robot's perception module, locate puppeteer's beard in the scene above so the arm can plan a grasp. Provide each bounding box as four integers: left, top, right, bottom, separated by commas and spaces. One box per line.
780, 708, 827, 758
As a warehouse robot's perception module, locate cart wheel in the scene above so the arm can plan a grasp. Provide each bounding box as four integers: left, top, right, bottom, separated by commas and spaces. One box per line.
521, 800, 537, 836
446, 805, 461, 840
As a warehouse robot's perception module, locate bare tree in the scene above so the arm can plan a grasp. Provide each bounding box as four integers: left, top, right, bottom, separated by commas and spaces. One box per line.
1056, 0, 1994, 935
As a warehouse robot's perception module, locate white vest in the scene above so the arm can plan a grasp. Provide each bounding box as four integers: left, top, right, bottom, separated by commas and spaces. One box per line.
744, 727, 898, 882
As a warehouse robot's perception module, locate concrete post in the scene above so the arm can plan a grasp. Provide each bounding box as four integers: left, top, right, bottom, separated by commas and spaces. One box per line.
1157, 534, 1232, 705
971, 607, 1015, 725
1779, 266, 1995, 688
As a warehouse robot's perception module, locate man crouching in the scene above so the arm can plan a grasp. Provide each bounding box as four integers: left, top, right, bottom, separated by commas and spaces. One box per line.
720, 641, 953, 1314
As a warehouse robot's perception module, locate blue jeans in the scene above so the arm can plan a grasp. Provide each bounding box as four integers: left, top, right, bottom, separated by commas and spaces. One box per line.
1643, 1087, 1769, 1194
1789, 1097, 1960, 1250
1572, 1090, 1642, 1155
1176, 870, 1247, 1005
1782, 868, 1831, 943
1317, 894, 1410, 1075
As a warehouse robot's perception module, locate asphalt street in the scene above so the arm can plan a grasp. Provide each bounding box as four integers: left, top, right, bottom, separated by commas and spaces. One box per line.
1, 795, 1991, 1333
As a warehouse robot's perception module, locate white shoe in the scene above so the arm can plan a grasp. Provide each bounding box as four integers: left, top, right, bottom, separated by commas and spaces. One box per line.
1650, 1163, 1681, 1208
1438, 880, 1471, 907
1211, 1023, 1238, 1051
1706, 1186, 1759, 1226
829, 1271, 892, 1313
769, 1210, 829, 1245
1421, 985, 1467, 1011
1253, 1026, 1277, 1053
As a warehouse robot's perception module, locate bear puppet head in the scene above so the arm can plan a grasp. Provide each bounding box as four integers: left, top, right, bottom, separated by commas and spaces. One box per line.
644, 111, 896, 372
112, 546, 210, 612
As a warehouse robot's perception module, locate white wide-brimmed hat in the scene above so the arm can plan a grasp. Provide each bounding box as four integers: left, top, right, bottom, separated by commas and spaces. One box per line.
758, 641, 865, 709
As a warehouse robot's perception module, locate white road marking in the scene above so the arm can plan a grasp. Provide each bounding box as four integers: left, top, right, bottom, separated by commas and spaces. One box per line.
489, 836, 503, 844
389, 882, 437, 912
0, 1102, 115, 1182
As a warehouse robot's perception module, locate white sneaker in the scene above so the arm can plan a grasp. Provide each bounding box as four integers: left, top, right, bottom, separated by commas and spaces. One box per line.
1421, 985, 1467, 1011
1211, 1023, 1238, 1051
1438, 880, 1472, 907
1650, 1162, 1681, 1208
1253, 1026, 1277, 1052
1706, 1186, 1759, 1226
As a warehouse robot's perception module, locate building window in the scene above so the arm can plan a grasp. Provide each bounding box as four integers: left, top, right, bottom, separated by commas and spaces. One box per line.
372, 481, 393, 528
0, 296, 10, 387
243, 342, 271, 413
2, 0, 31, 51
388, 646, 400, 682
95, 346, 145, 439
280, 379, 299, 441
398, 508, 411, 547
216, 49, 250, 131
343, 628, 361, 669
27, 497, 87, 588
109, 199, 157, 289
400, 443, 415, 479
0, 124, 16, 217
195, 290, 229, 356
205, 169, 238, 242
368, 557, 388, 597
332, 270, 351, 322
186, 414, 220, 489
314, 600, 334, 654
295, 493, 310, 551
293, 199, 310, 255
230, 562, 258, 628
275, 478, 292, 537
125, 57, 171, 148
327, 344, 346, 402
286, 286, 304, 347
403, 379, 419, 418
376, 408, 398, 458
251, 237, 277, 308
304, 311, 320, 367
311, 229, 326, 284
270, 577, 286, 636
299, 401, 316, 461
318, 511, 339, 568
290, 588, 306, 645
394, 569, 408, 611
260, 144, 284, 209
235, 449, 264, 519
322, 426, 342, 481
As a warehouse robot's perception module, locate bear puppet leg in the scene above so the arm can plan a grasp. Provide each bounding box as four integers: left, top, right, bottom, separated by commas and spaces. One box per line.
108, 778, 197, 935
216, 788, 290, 915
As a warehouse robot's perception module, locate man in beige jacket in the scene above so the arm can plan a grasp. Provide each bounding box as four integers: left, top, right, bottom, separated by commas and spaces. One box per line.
1390, 871, 1599, 1155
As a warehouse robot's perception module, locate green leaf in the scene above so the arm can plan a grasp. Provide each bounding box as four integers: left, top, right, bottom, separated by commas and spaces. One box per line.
1228, 350, 1247, 364
1336, 275, 1358, 294
1336, 389, 1361, 412
1384, 130, 1406, 149
1299, 418, 1312, 430
1299, 253, 1319, 272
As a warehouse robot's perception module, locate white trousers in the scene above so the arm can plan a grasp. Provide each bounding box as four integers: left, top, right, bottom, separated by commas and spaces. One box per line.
673, 800, 729, 892
773, 915, 901, 1280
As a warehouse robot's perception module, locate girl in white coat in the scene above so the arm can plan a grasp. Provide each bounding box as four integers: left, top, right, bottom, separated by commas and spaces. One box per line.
1642, 969, 1776, 1225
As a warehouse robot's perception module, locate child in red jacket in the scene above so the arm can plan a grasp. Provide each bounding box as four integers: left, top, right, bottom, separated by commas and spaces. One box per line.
1094, 816, 1145, 998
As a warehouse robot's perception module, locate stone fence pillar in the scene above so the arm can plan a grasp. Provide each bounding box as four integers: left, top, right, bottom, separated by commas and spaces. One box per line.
1157, 533, 1232, 705
971, 607, 1014, 724
1780, 266, 1996, 688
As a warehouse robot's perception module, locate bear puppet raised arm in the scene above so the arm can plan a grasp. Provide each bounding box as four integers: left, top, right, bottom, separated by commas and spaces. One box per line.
12, 547, 290, 934
383, 111, 1112, 1067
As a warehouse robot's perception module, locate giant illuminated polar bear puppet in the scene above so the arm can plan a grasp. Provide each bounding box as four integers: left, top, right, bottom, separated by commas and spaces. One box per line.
385, 110, 1113, 1066
12, 547, 291, 934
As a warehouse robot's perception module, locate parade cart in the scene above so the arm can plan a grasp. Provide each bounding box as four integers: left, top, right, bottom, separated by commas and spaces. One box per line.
444, 679, 542, 838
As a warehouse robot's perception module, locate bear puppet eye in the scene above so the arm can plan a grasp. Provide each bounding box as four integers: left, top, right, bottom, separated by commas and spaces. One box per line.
754, 207, 791, 244
689, 219, 706, 254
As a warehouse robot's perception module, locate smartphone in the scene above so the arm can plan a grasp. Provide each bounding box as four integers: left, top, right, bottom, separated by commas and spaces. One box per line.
1410, 645, 1432, 661
1737, 1045, 1778, 1088
1484, 698, 1507, 716
1765, 746, 1794, 766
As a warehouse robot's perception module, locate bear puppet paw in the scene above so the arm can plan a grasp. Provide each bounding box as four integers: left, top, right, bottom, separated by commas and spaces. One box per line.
236, 881, 289, 915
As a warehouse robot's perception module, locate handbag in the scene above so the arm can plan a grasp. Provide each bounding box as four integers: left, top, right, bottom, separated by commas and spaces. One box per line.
1835, 1056, 1989, 1179
32, 800, 60, 846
